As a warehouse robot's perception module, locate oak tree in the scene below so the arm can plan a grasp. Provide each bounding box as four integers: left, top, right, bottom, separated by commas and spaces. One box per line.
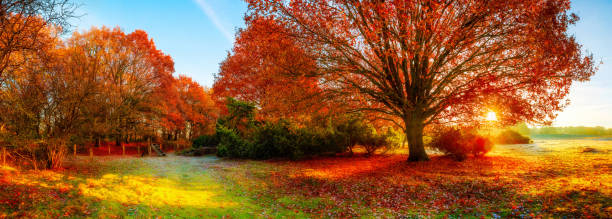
246, 0, 596, 161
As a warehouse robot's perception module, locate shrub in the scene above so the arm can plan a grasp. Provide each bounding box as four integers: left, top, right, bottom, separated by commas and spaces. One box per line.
250, 120, 301, 159
192, 134, 219, 148
216, 125, 251, 158
428, 127, 494, 161
331, 116, 401, 156
360, 128, 402, 156
215, 119, 354, 160
211, 99, 396, 159
295, 127, 346, 156
6, 140, 68, 170
495, 130, 531, 144
248, 120, 351, 160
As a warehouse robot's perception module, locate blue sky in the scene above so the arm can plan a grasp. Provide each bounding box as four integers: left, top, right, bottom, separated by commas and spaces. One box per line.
71, 0, 611, 128
71, 0, 247, 87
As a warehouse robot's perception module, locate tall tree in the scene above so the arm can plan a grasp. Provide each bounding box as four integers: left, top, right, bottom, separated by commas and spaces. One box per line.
63, 27, 175, 144
246, 0, 596, 161
0, 25, 88, 169
0, 0, 76, 79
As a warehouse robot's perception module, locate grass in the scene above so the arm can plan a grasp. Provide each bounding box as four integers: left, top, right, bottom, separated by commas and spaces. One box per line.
0, 156, 267, 218
1, 139, 611, 218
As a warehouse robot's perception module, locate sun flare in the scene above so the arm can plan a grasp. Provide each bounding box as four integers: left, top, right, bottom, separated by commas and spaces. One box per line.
486, 111, 497, 121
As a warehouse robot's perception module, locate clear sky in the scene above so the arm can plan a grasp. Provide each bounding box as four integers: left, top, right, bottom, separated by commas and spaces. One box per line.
71, 0, 248, 87
71, 0, 612, 128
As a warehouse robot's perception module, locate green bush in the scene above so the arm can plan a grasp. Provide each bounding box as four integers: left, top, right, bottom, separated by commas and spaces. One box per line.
330, 116, 401, 156
211, 99, 397, 160
216, 125, 252, 158
295, 127, 346, 156
428, 127, 494, 161
495, 130, 531, 144
192, 134, 219, 148
360, 128, 401, 156
333, 117, 366, 153
233, 120, 348, 160
215, 119, 358, 160
250, 120, 301, 159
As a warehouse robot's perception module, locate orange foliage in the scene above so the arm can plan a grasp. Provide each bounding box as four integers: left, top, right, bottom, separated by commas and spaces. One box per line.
62, 26, 176, 141
213, 17, 340, 122
1, 25, 219, 169
161, 75, 219, 138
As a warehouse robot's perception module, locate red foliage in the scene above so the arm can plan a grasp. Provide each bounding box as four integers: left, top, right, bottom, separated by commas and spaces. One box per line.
244, 0, 596, 161
213, 17, 342, 122
429, 128, 494, 161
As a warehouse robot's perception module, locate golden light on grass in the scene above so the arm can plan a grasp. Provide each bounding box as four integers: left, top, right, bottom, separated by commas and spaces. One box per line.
78, 173, 236, 208
486, 111, 497, 121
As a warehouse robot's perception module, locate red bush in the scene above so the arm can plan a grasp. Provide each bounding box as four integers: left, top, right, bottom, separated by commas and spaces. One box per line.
428, 127, 494, 161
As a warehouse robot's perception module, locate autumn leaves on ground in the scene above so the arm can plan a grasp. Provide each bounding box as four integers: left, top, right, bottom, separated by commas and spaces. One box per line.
1, 141, 611, 218
1, 0, 610, 218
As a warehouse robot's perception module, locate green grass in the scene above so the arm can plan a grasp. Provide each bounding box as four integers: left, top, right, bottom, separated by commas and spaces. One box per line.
0, 155, 304, 218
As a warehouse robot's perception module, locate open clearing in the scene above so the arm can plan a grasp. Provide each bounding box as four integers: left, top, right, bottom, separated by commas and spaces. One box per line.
1, 139, 611, 218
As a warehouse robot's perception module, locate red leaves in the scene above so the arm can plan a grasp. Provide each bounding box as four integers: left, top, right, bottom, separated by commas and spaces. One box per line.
160, 75, 218, 136
221, 145, 611, 217
213, 17, 335, 121
244, 0, 596, 139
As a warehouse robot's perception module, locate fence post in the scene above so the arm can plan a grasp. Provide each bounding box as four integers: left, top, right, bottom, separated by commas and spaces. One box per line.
122, 143, 125, 156
108, 144, 111, 155
137, 145, 140, 156
89, 147, 93, 158
148, 138, 151, 156
73, 144, 77, 157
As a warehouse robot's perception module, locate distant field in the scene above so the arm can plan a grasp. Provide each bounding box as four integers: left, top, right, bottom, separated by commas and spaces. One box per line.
530, 134, 612, 140
1, 139, 611, 218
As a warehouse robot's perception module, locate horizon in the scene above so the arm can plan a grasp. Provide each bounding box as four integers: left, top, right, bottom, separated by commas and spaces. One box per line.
71, 0, 612, 128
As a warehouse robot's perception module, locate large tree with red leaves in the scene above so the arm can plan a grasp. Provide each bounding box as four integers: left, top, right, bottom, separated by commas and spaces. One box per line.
246, 0, 596, 161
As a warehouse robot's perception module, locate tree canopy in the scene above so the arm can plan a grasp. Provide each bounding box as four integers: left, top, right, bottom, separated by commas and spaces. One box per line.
243, 0, 596, 161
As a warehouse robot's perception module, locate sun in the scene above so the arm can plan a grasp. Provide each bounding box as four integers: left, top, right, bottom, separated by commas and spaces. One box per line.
486, 111, 497, 121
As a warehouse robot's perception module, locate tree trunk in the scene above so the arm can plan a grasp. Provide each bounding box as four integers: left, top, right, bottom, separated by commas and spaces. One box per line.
405, 115, 429, 162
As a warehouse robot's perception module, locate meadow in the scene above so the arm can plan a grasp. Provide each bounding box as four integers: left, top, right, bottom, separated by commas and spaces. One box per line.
1, 138, 610, 218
